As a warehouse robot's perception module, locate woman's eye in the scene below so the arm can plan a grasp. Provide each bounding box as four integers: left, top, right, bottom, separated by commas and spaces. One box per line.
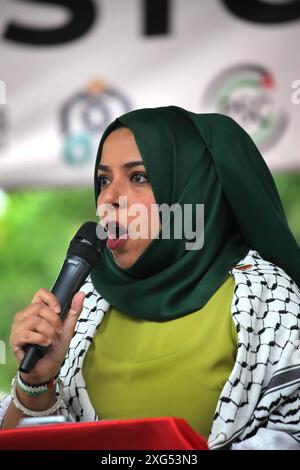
98, 175, 110, 187
131, 172, 148, 183
97, 172, 148, 187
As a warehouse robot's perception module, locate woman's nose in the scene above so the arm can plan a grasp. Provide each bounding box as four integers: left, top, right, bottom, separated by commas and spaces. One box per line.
99, 178, 130, 210
101, 181, 121, 206
97, 181, 128, 224
102, 192, 119, 207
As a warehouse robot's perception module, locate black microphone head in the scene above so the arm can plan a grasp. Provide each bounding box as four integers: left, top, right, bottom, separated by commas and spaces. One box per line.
67, 221, 107, 267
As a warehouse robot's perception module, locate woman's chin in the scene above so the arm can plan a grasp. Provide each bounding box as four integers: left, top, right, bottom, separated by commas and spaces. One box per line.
110, 250, 136, 270
109, 236, 154, 270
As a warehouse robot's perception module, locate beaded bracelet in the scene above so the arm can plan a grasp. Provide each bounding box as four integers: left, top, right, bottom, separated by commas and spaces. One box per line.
11, 374, 64, 417
17, 371, 59, 396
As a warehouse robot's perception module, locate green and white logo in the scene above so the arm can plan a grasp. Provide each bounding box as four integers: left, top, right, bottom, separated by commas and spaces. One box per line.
203, 65, 287, 152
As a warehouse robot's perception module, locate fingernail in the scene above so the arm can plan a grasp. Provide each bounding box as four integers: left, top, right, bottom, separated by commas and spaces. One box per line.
54, 305, 61, 314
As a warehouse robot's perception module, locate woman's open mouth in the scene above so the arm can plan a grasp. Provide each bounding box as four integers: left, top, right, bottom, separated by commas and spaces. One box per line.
106, 221, 128, 250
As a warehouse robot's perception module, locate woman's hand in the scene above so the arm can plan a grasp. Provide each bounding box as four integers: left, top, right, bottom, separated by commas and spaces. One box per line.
10, 288, 85, 384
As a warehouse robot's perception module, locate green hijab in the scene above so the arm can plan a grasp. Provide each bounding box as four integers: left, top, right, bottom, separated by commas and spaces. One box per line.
90, 105, 300, 321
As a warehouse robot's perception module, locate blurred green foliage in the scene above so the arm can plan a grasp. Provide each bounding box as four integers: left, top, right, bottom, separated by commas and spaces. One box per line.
0, 173, 300, 393
0, 188, 96, 393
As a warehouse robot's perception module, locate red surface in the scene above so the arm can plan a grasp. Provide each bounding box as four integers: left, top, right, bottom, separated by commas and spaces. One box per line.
0, 417, 208, 450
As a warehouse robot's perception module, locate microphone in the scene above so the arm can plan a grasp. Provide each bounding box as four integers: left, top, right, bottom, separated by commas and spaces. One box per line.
19, 221, 107, 374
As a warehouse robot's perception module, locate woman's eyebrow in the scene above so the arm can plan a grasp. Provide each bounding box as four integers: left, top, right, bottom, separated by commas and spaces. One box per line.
98, 161, 145, 171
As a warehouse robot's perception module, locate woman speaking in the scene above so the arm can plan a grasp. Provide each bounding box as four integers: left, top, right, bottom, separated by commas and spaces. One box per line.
1, 106, 300, 450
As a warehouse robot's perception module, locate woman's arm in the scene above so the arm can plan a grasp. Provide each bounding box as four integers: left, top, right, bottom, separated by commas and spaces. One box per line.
1, 387, 57, 429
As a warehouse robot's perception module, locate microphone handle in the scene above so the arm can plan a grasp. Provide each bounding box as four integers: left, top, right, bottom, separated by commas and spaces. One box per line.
19, 256, 91, 374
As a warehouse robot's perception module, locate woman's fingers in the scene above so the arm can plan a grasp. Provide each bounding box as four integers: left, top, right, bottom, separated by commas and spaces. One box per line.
10, 290, 85, 359
70, 291, 85, 314
24, 315, 58, 343
12, 317, 57, 347
9, 288, 86, 381
11, 305, 62, 352
15, 303, 62, 334
58, 291, 85, 342
10, 328, 53, 352
33, 303, 63, 333
31, 288, 61, 313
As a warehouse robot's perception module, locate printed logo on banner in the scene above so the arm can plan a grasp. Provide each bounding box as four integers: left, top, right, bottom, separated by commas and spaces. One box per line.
0, 80, 9, 151
60, 79, 131, 167
202, 65, 288, 152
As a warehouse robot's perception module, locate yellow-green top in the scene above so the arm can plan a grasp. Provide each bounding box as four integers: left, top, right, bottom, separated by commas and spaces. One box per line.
83, 274, 237, 438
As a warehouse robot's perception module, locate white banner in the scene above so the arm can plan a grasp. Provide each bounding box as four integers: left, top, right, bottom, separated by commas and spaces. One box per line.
0, 0, 299, 189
